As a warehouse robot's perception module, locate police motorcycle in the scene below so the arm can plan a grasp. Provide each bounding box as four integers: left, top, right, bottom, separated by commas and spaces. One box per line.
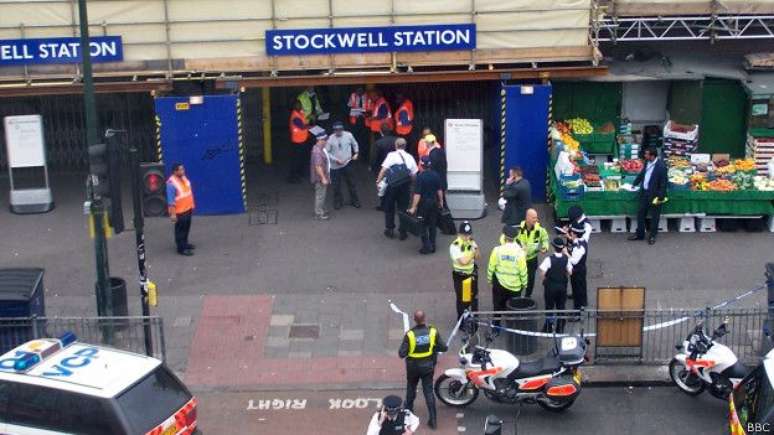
434, 320, 588, 412
669, 318, 751, 399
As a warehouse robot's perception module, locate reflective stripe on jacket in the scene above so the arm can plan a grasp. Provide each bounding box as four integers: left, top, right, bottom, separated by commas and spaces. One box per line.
516, 222, 549, 260
289, 110, 309, 144
407, 327, 437, 359
487, 242, 528, 292
167, 175, 194, 214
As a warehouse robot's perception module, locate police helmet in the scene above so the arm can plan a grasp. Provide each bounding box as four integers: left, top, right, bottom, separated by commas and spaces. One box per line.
382, 395, 402, 416
458, 221, 473, 235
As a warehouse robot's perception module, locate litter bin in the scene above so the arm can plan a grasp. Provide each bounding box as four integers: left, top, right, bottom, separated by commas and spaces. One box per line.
505, 297, 537, 356
95, 277, 129, 318
0, 268, 46, 353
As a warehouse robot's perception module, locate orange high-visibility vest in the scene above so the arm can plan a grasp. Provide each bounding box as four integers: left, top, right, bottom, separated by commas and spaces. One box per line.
370, 97, 393, 133
289, 110, 309, 144
394, 100, 414, 136
167, 175, 194, 214
348, 92, 367, 125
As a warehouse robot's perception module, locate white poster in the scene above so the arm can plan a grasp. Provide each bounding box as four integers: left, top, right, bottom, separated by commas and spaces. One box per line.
445, 118, 482, 191
4, 115, 46, 168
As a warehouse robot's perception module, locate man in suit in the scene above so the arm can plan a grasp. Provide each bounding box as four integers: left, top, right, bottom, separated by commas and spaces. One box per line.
629, 147, 668, 245
501, 166, 532, 226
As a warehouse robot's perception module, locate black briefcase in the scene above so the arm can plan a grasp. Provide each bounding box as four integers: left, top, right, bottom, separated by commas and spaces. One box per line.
398, 211, 424, 237
438, 208, 456, 235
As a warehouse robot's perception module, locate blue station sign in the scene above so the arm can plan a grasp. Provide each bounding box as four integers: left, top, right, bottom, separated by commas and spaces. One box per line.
0, 36, 123, 66
266, 24, 476, 56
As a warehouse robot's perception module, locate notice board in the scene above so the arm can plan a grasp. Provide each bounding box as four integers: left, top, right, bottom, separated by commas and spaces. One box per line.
4, 115, 46, 168
445, 118, 483, 192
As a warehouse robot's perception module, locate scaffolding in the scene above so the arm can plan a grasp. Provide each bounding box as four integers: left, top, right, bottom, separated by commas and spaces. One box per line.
595, 14, 774, 42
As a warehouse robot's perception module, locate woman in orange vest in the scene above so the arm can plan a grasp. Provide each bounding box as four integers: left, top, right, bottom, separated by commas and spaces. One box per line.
394, 94, 414, 138
417, 128, 443, 168
166, 163, 195, 256
369, 91, 393, 134
288, 101, 310, 183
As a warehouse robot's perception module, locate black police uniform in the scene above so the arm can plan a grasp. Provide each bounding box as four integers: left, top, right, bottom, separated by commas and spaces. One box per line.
543, 254, 569, 333
569, 239, 588, 310
398, 324, 448, 424
374, 410, 410, 435
414, 169, 442, 252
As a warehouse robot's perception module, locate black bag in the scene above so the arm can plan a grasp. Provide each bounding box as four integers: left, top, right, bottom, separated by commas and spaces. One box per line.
438, 208, 456, 235
398, 211, 423, 237
386, 152, 412, 187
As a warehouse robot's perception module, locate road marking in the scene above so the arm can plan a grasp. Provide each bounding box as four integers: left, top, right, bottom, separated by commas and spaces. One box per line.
246, 397, 383, 412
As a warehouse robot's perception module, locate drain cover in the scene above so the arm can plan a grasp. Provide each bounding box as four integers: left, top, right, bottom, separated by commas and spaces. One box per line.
289, 324, 320, 339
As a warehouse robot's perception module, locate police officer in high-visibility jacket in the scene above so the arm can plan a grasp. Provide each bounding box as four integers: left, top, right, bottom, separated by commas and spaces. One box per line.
515, 208, 549, 299
450, 221, 480, 318
166, 163, 195, 256
487, 225, 528, 314
398, 310, 448, 430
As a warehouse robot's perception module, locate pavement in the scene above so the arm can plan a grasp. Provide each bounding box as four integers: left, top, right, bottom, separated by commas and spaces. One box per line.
0, 161, 771, 433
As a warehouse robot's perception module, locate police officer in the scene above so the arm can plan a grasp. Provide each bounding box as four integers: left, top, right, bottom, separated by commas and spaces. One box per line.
398, 310, 448, 430
407, 156, 443, 254
566, 223, 588, 320
516, 208, 549, 299
487, 225, 528, 316
366, 395, 420, 435
539, 237, 573, 333
449, 221, 480, 318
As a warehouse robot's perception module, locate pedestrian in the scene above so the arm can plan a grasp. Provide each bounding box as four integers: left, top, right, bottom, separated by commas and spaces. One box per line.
500, 166, 532, 226
516, 208, 549, 299
347, 87, 370, 155
371, 124, 398, 173
398, 310, 447, 430
376, 138, 418, 240
450, 221, 480, 318
287, 101, 310, 183
487, 225, 528, 317
166, 163, 195, 256
629, 146, 668, 245
366, 395, 420, 435
539, 237, 573, 333
417, 128, 440, 162
326, 121, 361, 209
297, 86, 324, 124
310, 131, 331, 220
369, 90, 393, 138
566, 223, 588, 318
407, 156, 443, 254
427, 135, 447, 193
394, 94, 415, 144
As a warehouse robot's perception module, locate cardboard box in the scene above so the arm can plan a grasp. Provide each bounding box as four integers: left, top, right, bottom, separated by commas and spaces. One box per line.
690, 153, 711, 164
712, 153, 731, 164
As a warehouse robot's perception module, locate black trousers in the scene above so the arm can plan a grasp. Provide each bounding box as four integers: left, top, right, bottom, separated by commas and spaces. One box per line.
492, 276, 520, 325
384, 183, 411, 233
288, 142, 311, 181
419, 201, 439, 250
452, 270, 479, 318
331, 164, 359, 207
543, 285, 568, 333
405, 363, 436, 420
570, 267, 588, 311
525, 257, 538, 298
635, 193, 662, 238
174, 210, 192, 253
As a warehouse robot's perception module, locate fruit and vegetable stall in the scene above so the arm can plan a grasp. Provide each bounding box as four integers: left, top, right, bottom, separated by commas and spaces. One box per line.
549, 121, 774, 227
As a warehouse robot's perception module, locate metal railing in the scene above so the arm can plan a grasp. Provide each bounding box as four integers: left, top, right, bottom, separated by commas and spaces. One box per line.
466, 308, 768, 365
0, 316, 166, 361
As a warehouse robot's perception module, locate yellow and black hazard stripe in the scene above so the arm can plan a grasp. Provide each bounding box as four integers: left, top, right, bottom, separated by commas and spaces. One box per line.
545, 90, 553, 202
154, 114, 163, 162
236, 96, 247, 210
499, 87, 507, 194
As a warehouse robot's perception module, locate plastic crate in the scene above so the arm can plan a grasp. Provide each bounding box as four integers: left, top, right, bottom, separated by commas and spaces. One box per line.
558, 184, 585, 201
668, 182, 690, 191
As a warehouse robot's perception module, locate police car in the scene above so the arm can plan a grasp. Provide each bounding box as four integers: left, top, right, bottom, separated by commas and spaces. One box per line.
0, 333, 198, 434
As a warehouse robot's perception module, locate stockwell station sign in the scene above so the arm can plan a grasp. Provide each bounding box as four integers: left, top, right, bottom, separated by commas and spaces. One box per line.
0, 36, 123, 66
266, 24, 476, 56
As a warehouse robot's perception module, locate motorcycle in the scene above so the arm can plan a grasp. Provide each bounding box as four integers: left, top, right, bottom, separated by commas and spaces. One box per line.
434, 324, 588, 412
669, 319, 751, 400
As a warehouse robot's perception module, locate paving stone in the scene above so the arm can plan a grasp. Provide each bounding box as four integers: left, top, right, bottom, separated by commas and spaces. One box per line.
288, 351, 312, 359
173, 316, 192, 328
338, 350, 363, 357
339, 328, 364, 341
339, 339, 364, 352
270, 314, 295, 326
267, 325, 290, 338
264, 336, 290, 348
388, 329, 405, 341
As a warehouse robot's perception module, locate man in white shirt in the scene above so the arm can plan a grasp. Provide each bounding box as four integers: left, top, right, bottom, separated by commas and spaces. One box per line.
326, 121, 361, 209
376, 138, 418, 239
539, 237, 573, 333
366, 395, 420, 435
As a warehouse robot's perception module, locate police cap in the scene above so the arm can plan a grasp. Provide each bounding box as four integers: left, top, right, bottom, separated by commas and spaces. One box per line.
382, 395, 402, 415
552, 237, 565, 249
502, 224, 519, 239
458, 221, 473, 235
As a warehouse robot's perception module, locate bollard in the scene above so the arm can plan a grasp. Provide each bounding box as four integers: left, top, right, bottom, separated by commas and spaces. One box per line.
484, 415, 502, 435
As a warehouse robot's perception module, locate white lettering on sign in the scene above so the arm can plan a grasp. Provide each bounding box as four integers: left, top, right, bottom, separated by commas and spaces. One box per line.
328, 397, 382, 410
246, 398, 307, 411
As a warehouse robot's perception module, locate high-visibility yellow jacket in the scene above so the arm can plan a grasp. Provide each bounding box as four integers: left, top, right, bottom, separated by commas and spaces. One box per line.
516, 221, 549, 260
487, 242, 528, 292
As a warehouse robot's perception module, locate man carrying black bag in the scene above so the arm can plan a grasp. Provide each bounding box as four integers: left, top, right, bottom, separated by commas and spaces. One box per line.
408, 156, 444, 254
376, 138, 418, 240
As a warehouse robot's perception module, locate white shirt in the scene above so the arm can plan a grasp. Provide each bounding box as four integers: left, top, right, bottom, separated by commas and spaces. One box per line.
450, 240, 478, 263
539, 253, 573, 275
366, 410, 420, 435
568, 241, 586, 266
381, 150, 418, 175
643, 158, 657, 190
578, 214, 592, 243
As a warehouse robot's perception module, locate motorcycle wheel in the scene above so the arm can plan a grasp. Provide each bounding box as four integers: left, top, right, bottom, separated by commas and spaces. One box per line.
434, 374, 479, 407
669, 358, 705, 396
537, 397, 576, 412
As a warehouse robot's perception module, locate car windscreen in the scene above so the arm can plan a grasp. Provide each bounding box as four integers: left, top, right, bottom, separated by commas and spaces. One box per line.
734, 367, 774, 428
116, 365, 191, 434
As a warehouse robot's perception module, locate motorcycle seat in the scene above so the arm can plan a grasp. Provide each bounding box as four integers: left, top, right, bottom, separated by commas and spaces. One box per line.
721, 361, 750, 380
508, 355, 562, 379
